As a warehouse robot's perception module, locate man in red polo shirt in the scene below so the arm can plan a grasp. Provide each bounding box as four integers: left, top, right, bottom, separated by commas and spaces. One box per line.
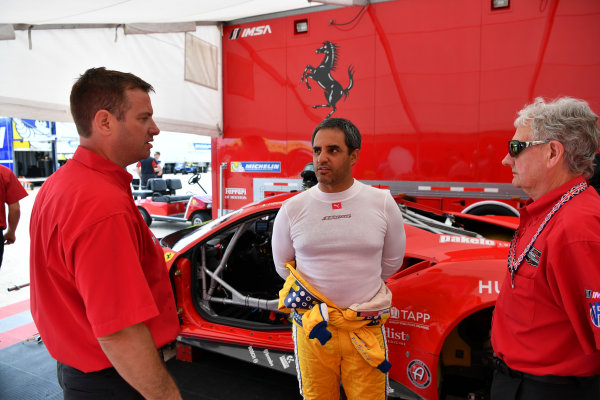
0, 164, 27, 270
29, 67, 181, 399
491, 97, 600, 399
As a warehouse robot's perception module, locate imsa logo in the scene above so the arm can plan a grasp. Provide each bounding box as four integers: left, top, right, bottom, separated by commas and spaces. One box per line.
229, 25, 272, 40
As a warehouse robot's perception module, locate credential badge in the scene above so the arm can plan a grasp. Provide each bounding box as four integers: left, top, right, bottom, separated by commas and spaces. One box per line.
526, 246, 541, 267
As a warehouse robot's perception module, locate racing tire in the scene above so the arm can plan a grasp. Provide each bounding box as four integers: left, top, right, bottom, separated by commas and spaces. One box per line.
138, 207, 152, 227
190, 211, 211, 226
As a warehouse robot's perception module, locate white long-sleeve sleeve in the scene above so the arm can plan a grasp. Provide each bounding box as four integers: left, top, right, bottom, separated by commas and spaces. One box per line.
272, 205, 296, 280
381, 192, 406, 280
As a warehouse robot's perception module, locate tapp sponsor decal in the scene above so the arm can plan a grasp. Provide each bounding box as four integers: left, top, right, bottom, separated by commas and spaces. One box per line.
390, 307, 431, 330
231, 161, 281, 173
439, 235, 509, 248
407, 359, 431, 389
229, 25, 272, 40
479, 280, 501, 294
225, 187, 247, 200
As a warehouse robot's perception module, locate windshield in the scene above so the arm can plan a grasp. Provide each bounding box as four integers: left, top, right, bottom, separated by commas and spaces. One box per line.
160, 208, 243, 251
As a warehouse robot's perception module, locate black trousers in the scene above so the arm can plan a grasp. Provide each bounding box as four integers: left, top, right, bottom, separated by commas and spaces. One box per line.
490, 369, 600, 400
57, 361, 144, 400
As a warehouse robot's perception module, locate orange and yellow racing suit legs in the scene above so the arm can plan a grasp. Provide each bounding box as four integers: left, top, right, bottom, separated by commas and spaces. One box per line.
293, 323, 388, 400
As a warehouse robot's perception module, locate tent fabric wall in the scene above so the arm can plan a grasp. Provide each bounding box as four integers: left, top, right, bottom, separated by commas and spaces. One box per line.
0, 25, 222, 136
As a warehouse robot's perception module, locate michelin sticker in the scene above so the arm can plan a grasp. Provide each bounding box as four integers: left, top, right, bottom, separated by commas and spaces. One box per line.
231, 161, 281, 173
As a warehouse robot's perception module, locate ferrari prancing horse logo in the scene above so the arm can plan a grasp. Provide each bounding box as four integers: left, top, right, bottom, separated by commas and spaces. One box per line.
301, 41, 355, 118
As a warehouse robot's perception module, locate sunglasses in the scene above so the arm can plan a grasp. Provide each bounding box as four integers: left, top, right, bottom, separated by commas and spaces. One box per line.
508, 140, 550, 157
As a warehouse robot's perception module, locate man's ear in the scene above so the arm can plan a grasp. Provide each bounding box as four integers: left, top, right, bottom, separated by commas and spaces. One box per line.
546, 140, 564, 169
93, 110, 113, 137
350, 148, 360, 166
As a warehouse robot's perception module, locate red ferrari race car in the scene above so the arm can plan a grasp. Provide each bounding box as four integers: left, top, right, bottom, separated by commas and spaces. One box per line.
159, 192, 517, 400
135, 174, 212, 227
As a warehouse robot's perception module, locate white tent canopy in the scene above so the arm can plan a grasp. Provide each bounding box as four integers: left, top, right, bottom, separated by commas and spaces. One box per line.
0, 1, 336, 136
0, 1, 327, 25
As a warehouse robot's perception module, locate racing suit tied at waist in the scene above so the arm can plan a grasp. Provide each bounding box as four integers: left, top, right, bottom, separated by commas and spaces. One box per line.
278, 261, 392, 373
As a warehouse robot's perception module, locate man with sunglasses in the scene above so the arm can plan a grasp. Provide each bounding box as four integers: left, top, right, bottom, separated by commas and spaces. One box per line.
490, 97, 600, 399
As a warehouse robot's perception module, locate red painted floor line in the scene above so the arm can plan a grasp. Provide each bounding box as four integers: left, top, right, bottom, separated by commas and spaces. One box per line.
0, 299, 30, 319
0, 321, 38, 350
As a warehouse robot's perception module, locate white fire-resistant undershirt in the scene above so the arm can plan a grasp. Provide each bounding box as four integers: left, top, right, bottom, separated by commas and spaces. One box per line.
272, 180, 406, 308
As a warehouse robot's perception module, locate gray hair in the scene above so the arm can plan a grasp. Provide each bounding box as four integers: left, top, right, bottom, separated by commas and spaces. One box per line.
311, 118, 361, 154
514, 97, 600, 179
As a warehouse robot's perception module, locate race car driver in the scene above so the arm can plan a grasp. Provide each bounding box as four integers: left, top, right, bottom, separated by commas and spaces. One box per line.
272, 117, 406, 400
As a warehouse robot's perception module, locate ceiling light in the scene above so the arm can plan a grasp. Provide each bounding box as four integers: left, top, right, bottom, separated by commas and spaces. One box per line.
295, 19, 308, 34
491, 0, 510, 10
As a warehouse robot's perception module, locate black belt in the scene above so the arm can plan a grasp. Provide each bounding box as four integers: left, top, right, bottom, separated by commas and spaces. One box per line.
491, 355, 598, 385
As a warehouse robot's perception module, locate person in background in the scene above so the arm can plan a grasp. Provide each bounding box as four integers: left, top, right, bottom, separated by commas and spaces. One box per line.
0, 164, 27, 270
491, 97, 600, 399
272, 118, 406, 400
136, 154, 160, 188
29, 67, 181, 400
153, 151, 163, 177
300, 162, 318, 190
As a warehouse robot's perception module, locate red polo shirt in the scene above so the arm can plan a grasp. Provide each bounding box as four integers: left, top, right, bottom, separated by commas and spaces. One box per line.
0, 164, 28, 229
30, 146, 179, 372
492, 176, 600, 376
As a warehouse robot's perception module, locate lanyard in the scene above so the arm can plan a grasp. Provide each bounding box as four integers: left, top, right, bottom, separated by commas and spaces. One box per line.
507, 181, 588, 288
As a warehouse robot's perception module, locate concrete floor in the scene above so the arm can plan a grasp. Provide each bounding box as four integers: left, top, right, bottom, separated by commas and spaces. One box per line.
0, 339, 303, 400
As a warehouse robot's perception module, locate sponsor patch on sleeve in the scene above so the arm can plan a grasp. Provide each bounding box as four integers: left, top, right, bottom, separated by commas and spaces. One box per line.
590, 302, 600, 328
